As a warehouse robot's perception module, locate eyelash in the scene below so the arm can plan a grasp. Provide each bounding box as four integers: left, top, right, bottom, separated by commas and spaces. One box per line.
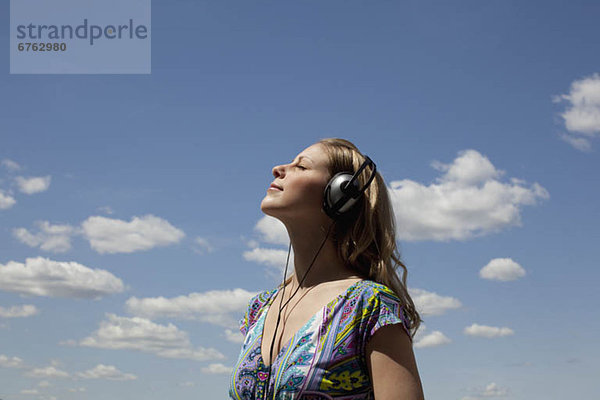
296, 165, 306, 170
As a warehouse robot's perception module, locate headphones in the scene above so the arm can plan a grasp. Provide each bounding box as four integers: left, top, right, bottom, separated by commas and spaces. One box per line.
322, 155, 377, 219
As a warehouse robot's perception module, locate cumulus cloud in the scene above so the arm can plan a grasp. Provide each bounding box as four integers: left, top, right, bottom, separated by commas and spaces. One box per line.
414, 330, 451, 348
389, 149, 549, 241
12, 221, 77, 253
410, 288, 462, 316
81, 214, 185, 254
224, 329, 245, 344
0, 304, 39, 318
20, 389, 39, 395
555, 73, 600, 151
201, 363, 233, 375
15, 175, 51, 194
0, 354, 26, 368
242, 217, 292, 275
464, 323, 514, 338
76, 364, 137, 381
125, 288, 256, 328
243, 247, 291, 270
479, 258, 526, 281
1, 159, 21, 171
74, 313, 224, 361
0, 190, 17, 209
26, 365, 70, 378
0, 257, 124, 299
254, 216, 289, 245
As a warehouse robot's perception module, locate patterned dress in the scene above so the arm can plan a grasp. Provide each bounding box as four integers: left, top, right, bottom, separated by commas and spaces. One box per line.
229, 279, 412, 400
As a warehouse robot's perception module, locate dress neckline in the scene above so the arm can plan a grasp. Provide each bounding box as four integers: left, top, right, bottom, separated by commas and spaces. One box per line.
258, 279, 366, 369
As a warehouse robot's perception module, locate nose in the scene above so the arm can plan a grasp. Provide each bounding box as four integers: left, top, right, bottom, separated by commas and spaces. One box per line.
272, 163, 286, 178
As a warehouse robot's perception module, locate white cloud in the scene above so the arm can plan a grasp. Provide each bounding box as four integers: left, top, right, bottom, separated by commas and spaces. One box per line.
38, 381, 51, 387
125, 289, 257, 328
81, 214, 185, 254
555, 73, 600, 151
192, 237, 214, 254
224, 329, 245, 344
1, 159, 21, 171
410, 288, 462, 316
0, 257, 125, 299
20, 389, 39, 395
464, 323, 514, 338
26, 365, 70, 378
461, 382, 510, 399
76, 364, 137, 381
243, 247, 291, 270
556, 73, 600, 137
254, 216, 289, 245
245, 217, 292, 277
76, 313, 224, 361
389, 149, 549, 241
559, 133, 592, 152
0, 304, 39, 318
201, 363, 233, 375
481, 382, 509, 396
479, 258, 526, 281
414, 330, 451, 348
0, 190, 17, 209
68, 387, 86, 392
12, 221, 77, 253
0, 354, 25, 368
15, 175, 51, 194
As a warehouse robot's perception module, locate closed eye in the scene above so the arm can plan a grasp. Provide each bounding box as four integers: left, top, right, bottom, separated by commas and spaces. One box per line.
296, 165, 307, 170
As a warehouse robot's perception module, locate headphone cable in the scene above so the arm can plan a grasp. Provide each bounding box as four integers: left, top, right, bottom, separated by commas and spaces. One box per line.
263, 220, 335, 400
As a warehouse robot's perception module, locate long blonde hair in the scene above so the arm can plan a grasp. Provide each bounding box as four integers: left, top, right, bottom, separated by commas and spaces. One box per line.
318, 138, 422, 338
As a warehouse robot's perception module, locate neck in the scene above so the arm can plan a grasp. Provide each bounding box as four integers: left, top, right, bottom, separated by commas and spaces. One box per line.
283, 219, 358, 288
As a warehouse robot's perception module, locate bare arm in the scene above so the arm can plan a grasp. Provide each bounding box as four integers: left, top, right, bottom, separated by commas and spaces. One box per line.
366, 324, 425, 399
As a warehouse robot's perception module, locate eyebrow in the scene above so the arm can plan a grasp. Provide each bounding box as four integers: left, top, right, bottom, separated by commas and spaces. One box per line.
293, 155, 313, 163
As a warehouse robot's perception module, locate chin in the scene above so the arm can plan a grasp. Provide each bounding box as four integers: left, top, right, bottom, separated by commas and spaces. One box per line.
260, 199, 277, 216
260, 200, 288, 222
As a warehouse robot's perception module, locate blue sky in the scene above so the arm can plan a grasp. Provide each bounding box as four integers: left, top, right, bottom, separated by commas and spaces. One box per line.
1, 1, 600, 399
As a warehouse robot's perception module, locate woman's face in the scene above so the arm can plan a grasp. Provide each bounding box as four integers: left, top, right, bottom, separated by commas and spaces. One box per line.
261, 143, 332, 222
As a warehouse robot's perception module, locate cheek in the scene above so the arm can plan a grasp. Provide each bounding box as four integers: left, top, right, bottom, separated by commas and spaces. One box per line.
292, 179, 326, 202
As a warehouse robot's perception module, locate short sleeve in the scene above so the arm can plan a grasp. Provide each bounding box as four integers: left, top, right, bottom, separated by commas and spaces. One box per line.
239, 289, 276, 337
239, 306, 250, 337
360, 284, 412, 351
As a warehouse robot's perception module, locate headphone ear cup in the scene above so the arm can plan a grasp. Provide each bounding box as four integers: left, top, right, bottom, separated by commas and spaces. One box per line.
323, 172, 360, 218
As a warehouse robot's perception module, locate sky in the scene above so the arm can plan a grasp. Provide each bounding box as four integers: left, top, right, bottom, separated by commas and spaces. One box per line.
1, 1, 600, 399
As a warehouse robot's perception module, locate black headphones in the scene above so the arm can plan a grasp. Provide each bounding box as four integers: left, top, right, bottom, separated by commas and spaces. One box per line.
322, 155, 377, 219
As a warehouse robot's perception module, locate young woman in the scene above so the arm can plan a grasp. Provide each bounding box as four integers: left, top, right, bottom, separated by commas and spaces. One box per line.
229, 138, 424, 400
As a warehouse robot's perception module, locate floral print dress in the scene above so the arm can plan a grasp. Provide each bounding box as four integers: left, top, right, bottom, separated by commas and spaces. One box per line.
229, 280, 412, 400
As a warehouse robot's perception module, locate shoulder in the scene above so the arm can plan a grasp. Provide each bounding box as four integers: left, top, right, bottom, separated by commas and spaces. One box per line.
351, 280, 402, 307
350, 280, 412, 342
247, 288, 277, 316
239, 287, 278, 336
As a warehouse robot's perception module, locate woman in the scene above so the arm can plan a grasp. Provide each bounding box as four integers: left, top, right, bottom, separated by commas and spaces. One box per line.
230, 138, 424, 399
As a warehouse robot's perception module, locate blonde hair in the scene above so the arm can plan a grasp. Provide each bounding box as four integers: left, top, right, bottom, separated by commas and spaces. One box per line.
318, 138, 422, 338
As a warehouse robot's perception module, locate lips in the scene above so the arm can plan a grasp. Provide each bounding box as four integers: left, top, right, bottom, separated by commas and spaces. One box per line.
269, 183, 283, 191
